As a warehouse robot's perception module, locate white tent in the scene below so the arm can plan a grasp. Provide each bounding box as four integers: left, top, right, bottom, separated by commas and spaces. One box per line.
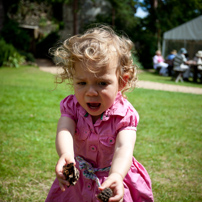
162, 15, 202, 58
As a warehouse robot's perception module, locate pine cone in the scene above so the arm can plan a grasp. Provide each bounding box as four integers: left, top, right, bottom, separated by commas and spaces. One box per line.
97, 188, 113, 202
63, 163, 79, 187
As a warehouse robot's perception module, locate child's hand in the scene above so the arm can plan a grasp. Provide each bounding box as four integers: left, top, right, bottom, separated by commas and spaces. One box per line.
99, 173, 124, 202
55, 153, 75, 192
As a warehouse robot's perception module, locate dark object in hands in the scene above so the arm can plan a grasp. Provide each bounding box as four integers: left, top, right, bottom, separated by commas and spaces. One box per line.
97, 187, 113, 202
63, 163, 79, 187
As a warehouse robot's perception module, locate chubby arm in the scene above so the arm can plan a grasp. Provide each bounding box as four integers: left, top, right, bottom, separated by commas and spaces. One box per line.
110, 129, 136, 179
55, 116, 76, 191
56, 116, 75, 157
100, 130, 136, 202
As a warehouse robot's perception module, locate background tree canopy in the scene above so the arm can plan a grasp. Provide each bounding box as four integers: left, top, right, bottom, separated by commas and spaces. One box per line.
1, 0, 202, 68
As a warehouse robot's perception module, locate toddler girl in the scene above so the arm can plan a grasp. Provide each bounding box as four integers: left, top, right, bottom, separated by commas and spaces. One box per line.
46, 26, 154, 202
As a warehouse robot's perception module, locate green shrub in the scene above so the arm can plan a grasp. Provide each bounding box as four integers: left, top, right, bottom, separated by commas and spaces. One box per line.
19, 51, 35, 62
1, 19, 31, 51
0, 38, 25, 68
132, 53, 143, 69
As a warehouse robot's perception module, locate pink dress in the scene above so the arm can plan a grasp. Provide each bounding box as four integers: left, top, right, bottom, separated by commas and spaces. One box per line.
46, 92, 154, 202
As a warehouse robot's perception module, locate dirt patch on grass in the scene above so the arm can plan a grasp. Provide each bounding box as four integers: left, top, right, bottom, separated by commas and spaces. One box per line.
137, 80, 202, 95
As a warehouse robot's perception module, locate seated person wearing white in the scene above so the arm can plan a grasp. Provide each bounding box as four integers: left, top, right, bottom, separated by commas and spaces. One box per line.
196, 50, 202, 70
191, 50, 202, 82
153, 50, 168, 75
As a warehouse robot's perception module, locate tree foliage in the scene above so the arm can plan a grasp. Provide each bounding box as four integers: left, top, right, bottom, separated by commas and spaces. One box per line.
2, 0, 202, 68
133, 0, 202, 67
84, 0, 202, 67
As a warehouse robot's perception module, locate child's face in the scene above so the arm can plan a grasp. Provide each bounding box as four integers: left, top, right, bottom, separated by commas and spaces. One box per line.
73, 59, 120, 123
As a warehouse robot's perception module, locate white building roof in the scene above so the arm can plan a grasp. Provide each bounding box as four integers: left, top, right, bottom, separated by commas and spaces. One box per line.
163, 15, 202, 40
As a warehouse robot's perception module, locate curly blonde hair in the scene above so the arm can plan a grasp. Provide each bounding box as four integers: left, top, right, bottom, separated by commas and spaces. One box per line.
51, 25, 137, 94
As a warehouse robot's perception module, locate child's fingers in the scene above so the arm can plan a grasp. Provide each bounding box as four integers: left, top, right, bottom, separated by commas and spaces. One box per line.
99, 178, 113, 190
55, 158, 68, 179
98, 186, 123, 202
58, 178, 70, 191
99, 178, 124, 202
59, 181, 66, 192
55, 165, 66, 181
55, 158, 65, 172
108, 188, 123, 202
55, 155, 77, 192
108, 194, 123, 202
59, 181, 70, 192
55, 155, 76, 175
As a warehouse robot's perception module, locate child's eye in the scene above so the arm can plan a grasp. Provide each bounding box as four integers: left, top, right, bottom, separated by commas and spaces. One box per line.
98, 82, 107, 86
77, 82, 86, 85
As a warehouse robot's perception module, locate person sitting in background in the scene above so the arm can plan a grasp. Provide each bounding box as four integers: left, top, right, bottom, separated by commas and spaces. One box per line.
196, 51, 202, 82
195, 50, 202, 70
190, 50, 202, 82
153, 50, 168, 76
166, 50, 177, 76
167, 50, 177, 61
173, 48, 191, 81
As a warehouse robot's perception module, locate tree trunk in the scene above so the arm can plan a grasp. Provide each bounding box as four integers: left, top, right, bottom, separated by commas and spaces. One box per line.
112, 7, 115, 27
0, 0, 4, 33
150, 0, 161, 51
73, 0, 78, 35
153, 0, 158, 8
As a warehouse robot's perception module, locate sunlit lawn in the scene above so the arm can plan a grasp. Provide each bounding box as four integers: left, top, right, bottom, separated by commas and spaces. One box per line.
0, 66, 202, 201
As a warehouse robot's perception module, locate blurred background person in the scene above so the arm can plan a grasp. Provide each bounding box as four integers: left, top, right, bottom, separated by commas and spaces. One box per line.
167, 50, 177, 61
153, 50, 168, 76
173, 48, 191, 81
190, 50, 202, 82
195, 50, 202, 82
194, 50, 202, 70
166, 50, 177, 76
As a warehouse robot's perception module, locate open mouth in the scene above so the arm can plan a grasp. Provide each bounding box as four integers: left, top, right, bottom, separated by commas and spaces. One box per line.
87, 103, 101, 109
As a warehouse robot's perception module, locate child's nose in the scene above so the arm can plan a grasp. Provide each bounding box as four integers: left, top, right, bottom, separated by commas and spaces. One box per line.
86, 86, 98, 96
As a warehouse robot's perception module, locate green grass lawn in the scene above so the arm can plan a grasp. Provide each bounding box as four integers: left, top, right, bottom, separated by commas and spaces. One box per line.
0, 66, 202, 201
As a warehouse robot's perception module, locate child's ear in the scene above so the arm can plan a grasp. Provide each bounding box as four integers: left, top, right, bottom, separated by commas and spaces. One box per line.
119, 74, 129, 90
